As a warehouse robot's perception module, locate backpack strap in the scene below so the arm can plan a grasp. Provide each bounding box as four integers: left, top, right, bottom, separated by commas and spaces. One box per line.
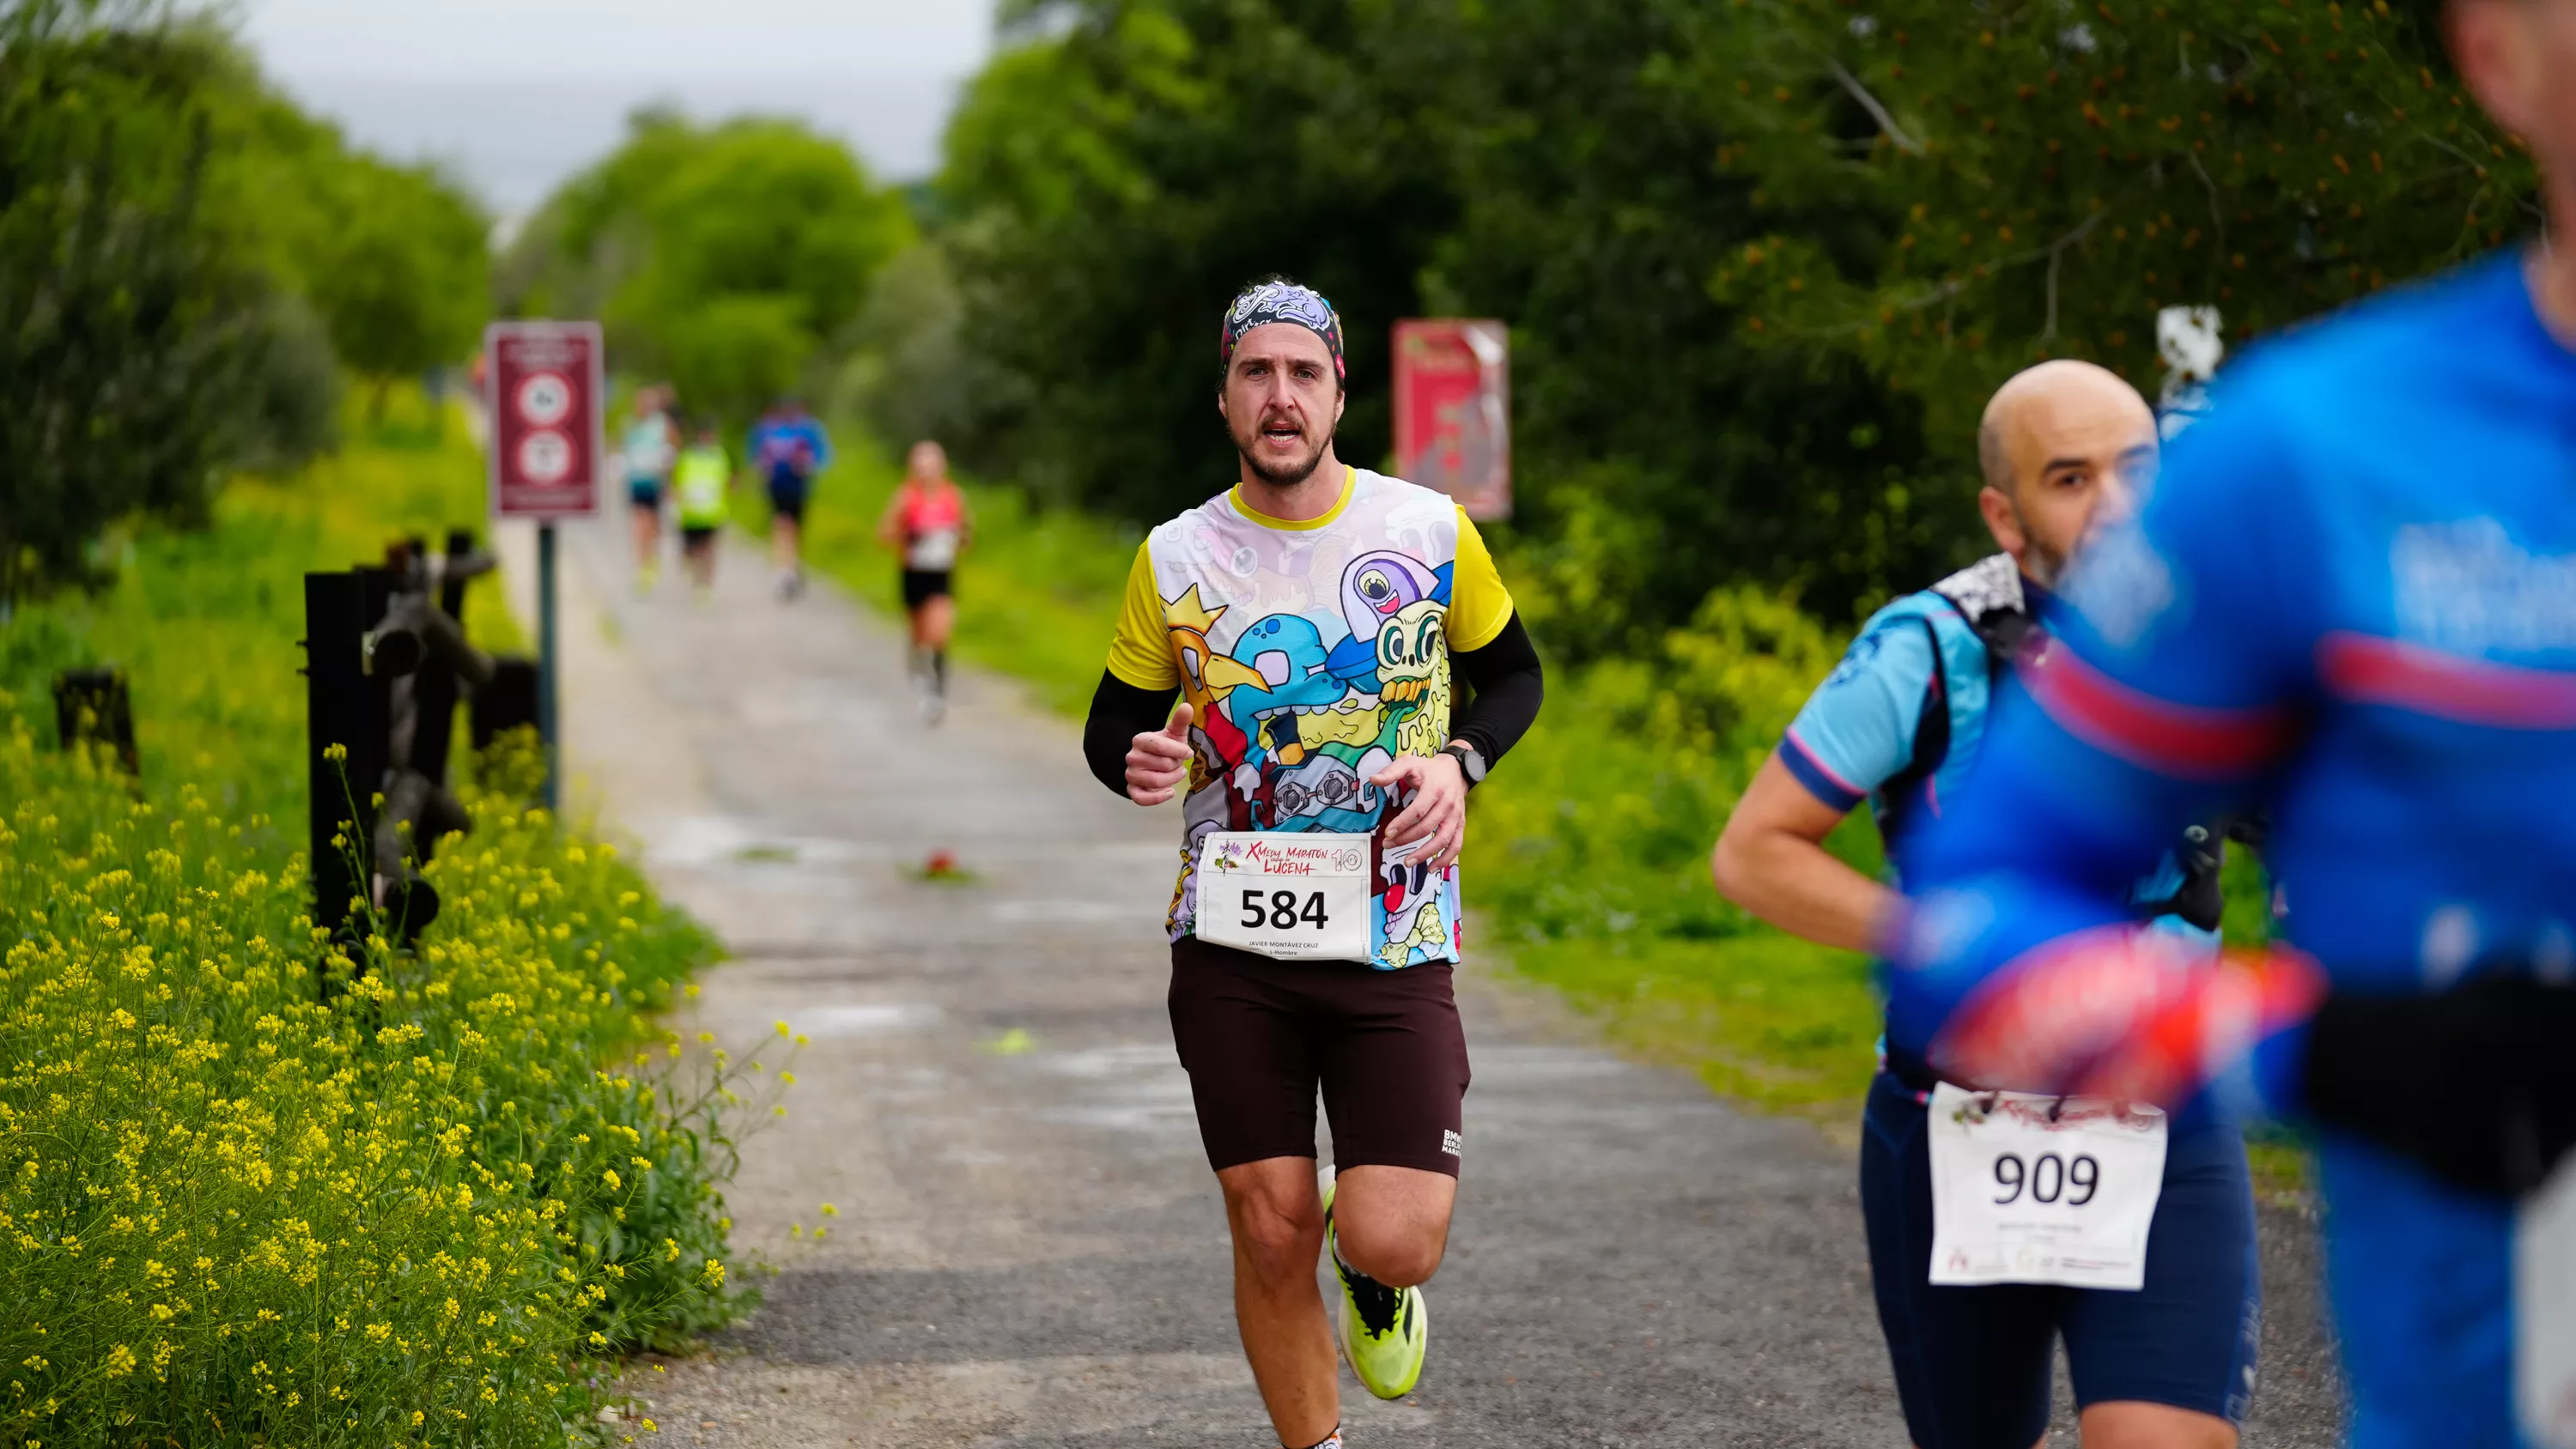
1873, 612, 1954, 842
1875, 583, 2030, 844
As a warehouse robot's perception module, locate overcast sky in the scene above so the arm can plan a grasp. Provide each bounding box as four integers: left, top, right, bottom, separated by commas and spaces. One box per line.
234, 0, 1002, 218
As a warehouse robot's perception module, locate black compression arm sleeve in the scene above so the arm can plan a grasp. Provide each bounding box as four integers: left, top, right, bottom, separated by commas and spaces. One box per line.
1449, 611, 1545, 768
1084, 670, 1178, 798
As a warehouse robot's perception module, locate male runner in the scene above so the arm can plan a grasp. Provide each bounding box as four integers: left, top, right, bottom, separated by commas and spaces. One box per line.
1882, 5, 2576, 1446
622, 385, 679, 591
1714, 361, 2251, 1449
1081, 278, 1545, 1449
747, 398, 830, 599
876, 440, 972, 722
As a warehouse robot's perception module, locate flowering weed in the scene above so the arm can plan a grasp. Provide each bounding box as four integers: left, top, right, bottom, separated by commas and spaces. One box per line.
0, 398, 776, 1444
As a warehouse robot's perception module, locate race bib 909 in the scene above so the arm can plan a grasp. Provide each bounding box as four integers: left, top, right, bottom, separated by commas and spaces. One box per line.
1927, 1084, 2168, 1292
1193, 832, 1372, 963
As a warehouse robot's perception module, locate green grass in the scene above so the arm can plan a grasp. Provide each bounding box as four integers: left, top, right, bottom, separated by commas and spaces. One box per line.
1459, 603, 1891, 1121
1, 386, 518, 821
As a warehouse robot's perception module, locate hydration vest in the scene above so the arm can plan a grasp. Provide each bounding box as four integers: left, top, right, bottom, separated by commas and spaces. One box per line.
1881, 554, 2233, 933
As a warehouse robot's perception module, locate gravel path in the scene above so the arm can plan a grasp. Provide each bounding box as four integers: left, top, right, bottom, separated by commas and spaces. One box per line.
511, 516, 2346, 1447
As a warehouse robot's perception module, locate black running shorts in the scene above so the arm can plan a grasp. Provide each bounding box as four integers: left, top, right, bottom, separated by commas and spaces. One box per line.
1168, 935, 1470, 1177
900, 568, 953, 610
765, 476, 809, 524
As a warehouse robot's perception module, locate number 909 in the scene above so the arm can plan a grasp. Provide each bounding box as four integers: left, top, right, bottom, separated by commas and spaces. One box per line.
1992, 1152, 2099, 1206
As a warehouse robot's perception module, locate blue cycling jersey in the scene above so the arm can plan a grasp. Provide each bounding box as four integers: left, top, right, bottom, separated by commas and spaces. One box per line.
1897, 252, 2576, 1449
746, 414, 831, 487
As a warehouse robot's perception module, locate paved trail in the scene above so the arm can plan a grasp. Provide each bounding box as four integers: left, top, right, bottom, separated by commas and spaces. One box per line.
519, 518, 2344, 1447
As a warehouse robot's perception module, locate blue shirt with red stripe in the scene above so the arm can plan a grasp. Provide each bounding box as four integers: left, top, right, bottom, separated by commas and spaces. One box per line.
1895, 252, 2576, 1449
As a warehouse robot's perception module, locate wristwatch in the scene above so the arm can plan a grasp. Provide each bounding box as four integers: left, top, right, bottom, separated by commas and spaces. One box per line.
1437, 743, 1488, 790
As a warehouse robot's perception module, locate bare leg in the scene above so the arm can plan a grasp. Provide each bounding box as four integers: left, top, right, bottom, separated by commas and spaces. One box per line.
1327, 1163, 1455, 1288
772, 515, 801, 574
631, 503, 659, 573
2078, 1402, 2237, 1449
920, 595, 956, 652
1217, 1157, 1339, 1449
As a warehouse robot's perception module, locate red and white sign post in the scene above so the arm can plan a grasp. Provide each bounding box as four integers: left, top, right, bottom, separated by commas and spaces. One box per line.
1393, 319, 1511, 522
482, 320, 604, 810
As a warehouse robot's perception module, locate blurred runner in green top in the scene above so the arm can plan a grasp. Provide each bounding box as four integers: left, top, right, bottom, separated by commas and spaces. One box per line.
673, 419, 732, 601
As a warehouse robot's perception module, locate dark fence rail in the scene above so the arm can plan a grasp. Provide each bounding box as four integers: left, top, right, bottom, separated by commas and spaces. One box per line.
302, 531, 537, 960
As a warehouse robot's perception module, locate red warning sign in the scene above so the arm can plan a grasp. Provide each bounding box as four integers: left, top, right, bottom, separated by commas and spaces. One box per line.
1393, 319, 1510, 522
484, 320, 604, 519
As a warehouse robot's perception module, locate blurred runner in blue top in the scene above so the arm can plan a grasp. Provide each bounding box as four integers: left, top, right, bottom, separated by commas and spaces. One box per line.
748, 399, 831, 600
1715, 361, 2251, 1449
1887, 5, 2576, 1446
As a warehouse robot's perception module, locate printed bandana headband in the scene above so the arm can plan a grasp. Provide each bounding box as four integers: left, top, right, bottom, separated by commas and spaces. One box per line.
1219, 280, 1346, 382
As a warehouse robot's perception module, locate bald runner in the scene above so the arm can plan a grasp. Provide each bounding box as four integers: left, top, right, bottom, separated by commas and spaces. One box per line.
1714, 362, 2260, 1449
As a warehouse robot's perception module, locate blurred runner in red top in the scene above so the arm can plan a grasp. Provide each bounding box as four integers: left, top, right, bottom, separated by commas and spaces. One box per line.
877, 441, 972, 722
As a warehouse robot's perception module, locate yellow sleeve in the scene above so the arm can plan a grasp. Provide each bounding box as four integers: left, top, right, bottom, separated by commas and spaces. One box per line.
1105, 542, 1182, 689
1446, 507, 1516, 652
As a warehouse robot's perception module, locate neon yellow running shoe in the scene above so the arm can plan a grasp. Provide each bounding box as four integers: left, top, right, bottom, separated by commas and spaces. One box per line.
1322, 1182, 1429, 1399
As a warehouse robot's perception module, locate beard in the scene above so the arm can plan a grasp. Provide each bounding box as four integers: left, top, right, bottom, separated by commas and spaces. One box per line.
2010, 504, 2068, 589
1235, 417, 1336, 488
2021, 537, 2066, 590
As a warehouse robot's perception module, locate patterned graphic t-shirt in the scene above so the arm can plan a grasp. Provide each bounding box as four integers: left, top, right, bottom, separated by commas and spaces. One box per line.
1106, 467, 1515, 968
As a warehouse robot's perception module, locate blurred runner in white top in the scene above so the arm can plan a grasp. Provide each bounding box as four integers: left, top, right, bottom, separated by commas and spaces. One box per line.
621, 385, 679, 592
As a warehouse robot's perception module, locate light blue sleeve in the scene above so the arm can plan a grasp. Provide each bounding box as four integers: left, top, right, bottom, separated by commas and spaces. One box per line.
1777, 605, 1941, 813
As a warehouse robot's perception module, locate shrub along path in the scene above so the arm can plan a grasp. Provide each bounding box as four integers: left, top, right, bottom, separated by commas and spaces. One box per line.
532, 515, 2342, 1447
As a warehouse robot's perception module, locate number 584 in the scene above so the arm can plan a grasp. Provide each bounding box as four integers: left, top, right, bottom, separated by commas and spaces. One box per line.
1992, 1152, 2099, 1205
1242, 889, 1328, 931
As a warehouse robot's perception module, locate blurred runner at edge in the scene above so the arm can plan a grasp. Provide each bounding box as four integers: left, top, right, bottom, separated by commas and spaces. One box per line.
1885, 4, 2576, 1446
747, 398, 830, 600
623, 385, 679, 592
877, 440, 972, 723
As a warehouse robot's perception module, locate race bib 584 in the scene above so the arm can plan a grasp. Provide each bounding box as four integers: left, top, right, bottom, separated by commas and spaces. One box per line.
1193, 832, 1372, 963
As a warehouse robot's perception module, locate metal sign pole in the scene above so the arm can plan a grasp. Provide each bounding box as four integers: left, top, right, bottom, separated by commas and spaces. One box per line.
537, 521, 560, 812
483, 318, 600, 814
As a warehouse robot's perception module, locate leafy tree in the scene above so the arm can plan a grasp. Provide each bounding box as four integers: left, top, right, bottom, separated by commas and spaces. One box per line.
899, 0, 2530, 652
504, 113, 916, 425
209, 57, 488, 413
0, 1, 313, 605
930, 0, 1953, 646
1414, 0, 1956, 649
297, 154, 489, 415
1707, 0, 2532, 444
